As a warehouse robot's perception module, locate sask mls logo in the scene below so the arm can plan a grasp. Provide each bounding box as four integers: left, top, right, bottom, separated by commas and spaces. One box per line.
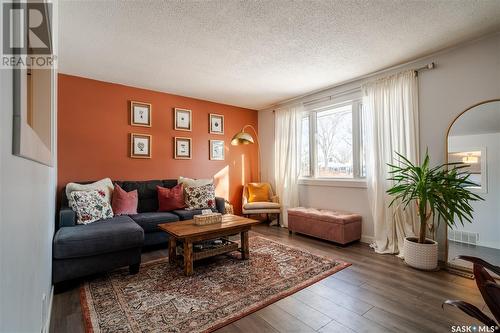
2, 1, 55, 68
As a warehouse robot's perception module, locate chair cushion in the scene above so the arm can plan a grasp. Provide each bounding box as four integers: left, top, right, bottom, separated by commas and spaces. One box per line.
53, 215, 144, 259
243, 202, 281, 210
247, 183, 271, 202
172, 209, 216, 220
130, 212, 179, 232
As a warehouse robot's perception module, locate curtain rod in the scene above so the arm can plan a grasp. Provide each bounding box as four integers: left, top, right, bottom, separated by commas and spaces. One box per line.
271, 62, 436, 112
415, 62, 435, 72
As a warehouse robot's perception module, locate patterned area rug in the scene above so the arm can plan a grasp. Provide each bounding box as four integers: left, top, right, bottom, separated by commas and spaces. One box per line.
81, 236, 350, 333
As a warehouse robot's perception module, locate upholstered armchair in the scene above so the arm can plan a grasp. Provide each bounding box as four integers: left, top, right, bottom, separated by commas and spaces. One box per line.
242, 183, 281, 225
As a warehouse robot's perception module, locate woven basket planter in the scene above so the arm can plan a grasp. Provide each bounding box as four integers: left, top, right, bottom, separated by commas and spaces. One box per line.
403, 237, 438, 270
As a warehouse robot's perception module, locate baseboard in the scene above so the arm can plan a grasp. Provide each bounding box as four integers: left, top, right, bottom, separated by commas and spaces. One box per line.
42, 285, 54, 333
360, 235, 374, 244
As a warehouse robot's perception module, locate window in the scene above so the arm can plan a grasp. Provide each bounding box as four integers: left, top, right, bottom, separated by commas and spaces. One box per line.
300, 100, 365, 180
301, 116, 311, 177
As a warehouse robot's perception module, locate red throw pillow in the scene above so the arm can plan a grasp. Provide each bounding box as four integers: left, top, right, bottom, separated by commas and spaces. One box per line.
111, 184, 138, 215
157, 184, 186, 211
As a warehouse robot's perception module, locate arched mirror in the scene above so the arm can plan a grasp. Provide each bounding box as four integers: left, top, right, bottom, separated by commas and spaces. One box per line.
446, 100, 500, 275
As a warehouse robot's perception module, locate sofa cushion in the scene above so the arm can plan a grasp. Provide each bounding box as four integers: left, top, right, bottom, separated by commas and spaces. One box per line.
111, 184, 138, 215
184, 183, 216, 210
178, 176, 213, 188
130, 212, 179, 232
157, 184, 186, 211
116, 180, 163, 213
69, 190, 114, 224
66, 178, 114, 204
53, 215, 144, 259
172, 208, 216, 220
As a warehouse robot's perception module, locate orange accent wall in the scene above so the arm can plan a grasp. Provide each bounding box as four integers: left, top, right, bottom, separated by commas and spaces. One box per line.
57, 74, 258, 214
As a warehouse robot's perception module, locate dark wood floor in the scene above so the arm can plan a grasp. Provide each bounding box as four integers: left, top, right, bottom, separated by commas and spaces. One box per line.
50, 224, 486, 333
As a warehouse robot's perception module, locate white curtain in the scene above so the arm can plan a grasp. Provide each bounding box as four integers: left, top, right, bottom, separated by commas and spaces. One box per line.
274, 104, 303, 227
362, 70, 419, 257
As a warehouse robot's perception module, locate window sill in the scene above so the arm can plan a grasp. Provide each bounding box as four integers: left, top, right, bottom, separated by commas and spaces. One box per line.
298, 178, 367, 188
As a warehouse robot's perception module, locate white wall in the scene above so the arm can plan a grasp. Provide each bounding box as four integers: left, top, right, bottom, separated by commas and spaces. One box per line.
259, 33, 500, 258
448, 133, 500, 249
0, 69, 56, 331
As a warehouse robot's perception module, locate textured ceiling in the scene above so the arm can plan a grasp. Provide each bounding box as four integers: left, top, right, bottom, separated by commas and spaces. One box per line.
58, 1, 500, 110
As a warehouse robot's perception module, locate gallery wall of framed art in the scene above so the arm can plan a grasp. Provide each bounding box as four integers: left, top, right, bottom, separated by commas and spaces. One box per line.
57, 74, 258, 214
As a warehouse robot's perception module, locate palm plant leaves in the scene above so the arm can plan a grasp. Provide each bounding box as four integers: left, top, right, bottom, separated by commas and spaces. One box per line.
386, 150, 483, 243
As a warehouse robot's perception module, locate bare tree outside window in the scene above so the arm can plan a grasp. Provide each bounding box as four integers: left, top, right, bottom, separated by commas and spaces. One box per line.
316, 105, 353, 177
299, 100, 364, 180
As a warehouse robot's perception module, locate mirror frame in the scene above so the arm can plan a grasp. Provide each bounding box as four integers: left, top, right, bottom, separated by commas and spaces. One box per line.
444, 99, 500, 278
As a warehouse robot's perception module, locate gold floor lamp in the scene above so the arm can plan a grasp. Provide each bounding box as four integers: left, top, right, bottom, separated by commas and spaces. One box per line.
231, 124, 260, 182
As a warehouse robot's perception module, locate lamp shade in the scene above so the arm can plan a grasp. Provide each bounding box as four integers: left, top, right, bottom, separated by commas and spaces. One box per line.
231, 131, 254, 145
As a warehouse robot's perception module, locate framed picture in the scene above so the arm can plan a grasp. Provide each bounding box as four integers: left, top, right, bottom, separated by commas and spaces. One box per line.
448, 147, 487, 193
174, 108, 192, 131
13, 67, 55, 166
130, 101, 152, 127
210, 140, 225, 160
209, 113, 224, 134
130, 133, 152, 158
174, 137, 192, 159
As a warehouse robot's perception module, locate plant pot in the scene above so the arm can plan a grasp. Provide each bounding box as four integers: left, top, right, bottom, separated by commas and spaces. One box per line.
403, 237, 438, 270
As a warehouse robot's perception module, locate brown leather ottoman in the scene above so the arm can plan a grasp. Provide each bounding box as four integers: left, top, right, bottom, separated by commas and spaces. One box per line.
288, 207, 362, 245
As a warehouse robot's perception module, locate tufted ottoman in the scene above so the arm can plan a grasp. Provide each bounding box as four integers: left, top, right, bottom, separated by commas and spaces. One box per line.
288, 207, 362, 245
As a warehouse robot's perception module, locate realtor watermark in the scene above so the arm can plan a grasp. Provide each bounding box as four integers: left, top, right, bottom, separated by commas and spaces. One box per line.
451, 324, 499, 332
1, 0, 56, 68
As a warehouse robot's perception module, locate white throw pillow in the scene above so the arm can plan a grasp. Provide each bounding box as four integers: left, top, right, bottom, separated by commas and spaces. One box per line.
65, 178, 114, 204
69, 190, 114, 224
178, 176, 213, 188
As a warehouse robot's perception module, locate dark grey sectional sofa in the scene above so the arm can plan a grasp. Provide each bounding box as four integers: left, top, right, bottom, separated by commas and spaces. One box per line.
53, 179, 225, 284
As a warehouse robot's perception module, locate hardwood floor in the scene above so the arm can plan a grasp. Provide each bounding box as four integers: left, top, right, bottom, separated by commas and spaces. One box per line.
49, 224, 482, 333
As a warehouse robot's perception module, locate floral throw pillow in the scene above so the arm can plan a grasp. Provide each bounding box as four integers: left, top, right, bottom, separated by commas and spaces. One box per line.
184, 183, 216, 210
69, 190, 114, 224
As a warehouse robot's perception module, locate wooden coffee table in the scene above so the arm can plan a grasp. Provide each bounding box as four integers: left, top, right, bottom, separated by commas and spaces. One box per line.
158, 214, 260, 276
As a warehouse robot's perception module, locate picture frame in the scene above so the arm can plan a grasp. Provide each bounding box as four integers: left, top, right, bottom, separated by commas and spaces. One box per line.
130, 101, 152, 127
447, 147, 487, 193
174, 108, 192, 131
13, 67, 55, 166
174, 137, 192, 159
130, 133, 152, 159
209, 140, 225, 160
209, 113, 224, 134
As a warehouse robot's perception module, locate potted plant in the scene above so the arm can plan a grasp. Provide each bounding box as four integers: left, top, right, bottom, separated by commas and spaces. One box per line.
386, 151, 483, 270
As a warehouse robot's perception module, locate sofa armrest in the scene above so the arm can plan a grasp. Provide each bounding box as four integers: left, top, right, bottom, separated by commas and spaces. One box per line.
59, 206, 76, 228
215, 197, 225, 214
271, 195, 280, 203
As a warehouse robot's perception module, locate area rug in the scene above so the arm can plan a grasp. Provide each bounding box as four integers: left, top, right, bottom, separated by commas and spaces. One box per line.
80, 236, 350, 333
